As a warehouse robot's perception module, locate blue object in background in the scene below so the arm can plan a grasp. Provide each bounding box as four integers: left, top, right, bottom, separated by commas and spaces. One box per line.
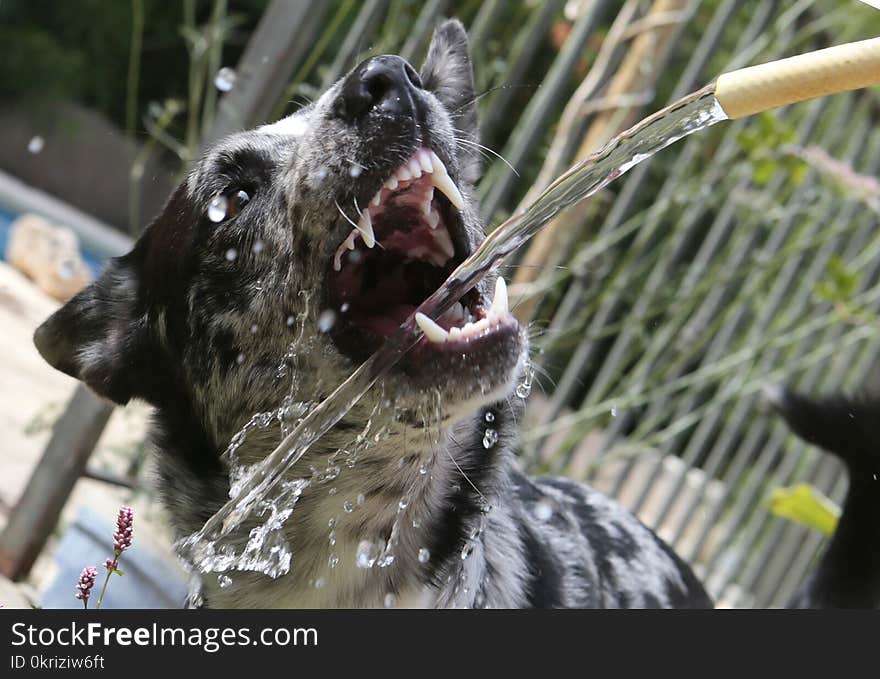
0, 206, 105, 277
41, 506, 189, 609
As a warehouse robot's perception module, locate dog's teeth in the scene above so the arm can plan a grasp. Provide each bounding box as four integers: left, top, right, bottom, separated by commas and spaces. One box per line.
491, 276, 509, 315
371, 192, 382, 207
430, 227, 455, 259
427, 208, 440, 229
415, 312, 448, 343
418, 149, 434, 174
333, 233, 357, 272
422, 187, 434, 217
397, 166, 412, 182
448, 326, 463, 342
409, 158, 422, 178
356, 211, 375, 248
385, 177, 399, 191
431, 168, 465, 211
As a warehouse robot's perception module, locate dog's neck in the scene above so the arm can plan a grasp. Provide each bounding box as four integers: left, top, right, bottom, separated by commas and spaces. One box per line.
152, 383, 524, 608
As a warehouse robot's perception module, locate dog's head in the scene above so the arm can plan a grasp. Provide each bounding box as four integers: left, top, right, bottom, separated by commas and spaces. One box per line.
34, 20, 526, 446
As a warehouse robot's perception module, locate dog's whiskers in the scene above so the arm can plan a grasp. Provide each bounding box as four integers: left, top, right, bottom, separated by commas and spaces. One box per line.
454, 136, 519, 176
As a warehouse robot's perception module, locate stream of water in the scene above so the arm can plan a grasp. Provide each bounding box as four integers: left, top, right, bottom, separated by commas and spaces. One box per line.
176, 84, 729, 577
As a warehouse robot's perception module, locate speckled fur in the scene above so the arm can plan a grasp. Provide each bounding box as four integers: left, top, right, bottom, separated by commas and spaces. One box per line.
34, 20, 711, 609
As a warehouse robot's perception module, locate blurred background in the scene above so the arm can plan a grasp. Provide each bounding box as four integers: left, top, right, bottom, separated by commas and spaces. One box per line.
0, 0, 878, 608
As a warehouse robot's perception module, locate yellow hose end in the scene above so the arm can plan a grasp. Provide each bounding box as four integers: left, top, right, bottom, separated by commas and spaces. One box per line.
715, 37, 880, 120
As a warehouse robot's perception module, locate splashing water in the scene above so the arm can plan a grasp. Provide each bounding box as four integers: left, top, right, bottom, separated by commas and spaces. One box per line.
208, 195, 228, 222
482, 429, 498, 449
214, 67, 237, 92
27, 136, 44, 154
176, 86, 728, 577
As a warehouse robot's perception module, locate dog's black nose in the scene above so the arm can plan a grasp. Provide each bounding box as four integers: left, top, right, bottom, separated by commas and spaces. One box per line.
334, 55, 423, 122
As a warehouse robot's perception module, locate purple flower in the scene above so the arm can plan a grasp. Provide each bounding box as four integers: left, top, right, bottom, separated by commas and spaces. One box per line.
104, 558, 115, 570
113, 506, 134, 556
75, 566, 97, 603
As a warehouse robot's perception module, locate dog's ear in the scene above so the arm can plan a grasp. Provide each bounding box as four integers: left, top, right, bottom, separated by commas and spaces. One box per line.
420, 19, 480, 183
33, 250, 152, 405
32, 183, 196, 405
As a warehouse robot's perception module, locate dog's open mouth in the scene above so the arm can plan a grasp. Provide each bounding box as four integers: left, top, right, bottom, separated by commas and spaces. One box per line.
327, 147, 517, 363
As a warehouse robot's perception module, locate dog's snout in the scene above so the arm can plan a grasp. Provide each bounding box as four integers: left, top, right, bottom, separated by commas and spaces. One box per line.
334, 55, 422, 122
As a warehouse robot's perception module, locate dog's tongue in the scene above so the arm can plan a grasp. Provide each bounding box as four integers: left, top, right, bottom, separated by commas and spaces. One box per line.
354, 304, 416, 338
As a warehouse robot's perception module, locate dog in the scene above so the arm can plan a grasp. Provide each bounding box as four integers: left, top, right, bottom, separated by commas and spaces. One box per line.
768, 388, 880, 608
33, 20, 870, 609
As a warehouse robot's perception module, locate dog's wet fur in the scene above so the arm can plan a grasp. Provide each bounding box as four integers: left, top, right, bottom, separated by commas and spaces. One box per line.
34, 21, 876, 608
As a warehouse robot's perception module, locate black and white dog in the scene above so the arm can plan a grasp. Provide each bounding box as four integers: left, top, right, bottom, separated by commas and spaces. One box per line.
32, 20, 874, 608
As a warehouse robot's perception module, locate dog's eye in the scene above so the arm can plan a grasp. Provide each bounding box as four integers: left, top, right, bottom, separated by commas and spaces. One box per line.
224, 189, 251, 219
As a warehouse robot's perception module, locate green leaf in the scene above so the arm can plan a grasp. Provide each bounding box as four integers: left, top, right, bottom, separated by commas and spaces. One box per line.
768, 484, 840, 536
113, 569, 125, 576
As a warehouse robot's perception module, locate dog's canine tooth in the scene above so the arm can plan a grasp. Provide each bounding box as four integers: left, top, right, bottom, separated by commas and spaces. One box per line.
491, 276, 509, 315
333, 230, 359, 271
430, 165, 465, 211
415, 312, 448, 343
356, 211, 375, 248
408, 158, 422, 178
417, 149, 434, 174
430, 226, 455, 259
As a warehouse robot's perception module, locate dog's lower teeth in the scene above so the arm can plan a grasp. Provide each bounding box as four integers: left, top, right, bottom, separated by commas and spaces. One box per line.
355, 211, 375, 248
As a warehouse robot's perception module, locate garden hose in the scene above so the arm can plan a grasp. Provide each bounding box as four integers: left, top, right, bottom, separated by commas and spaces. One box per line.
714, 36, 880, 120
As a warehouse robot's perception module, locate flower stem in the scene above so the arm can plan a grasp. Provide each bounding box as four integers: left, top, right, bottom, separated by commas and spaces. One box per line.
95, 559, 117, 610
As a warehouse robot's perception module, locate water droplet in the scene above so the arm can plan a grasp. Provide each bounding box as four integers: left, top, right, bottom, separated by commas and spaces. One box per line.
515, 381, 531, 399
461, 541, 474, 560
236, 353, 245, 365
418, 548, 430, 563
383, 593, 397, 608
208, 195, 228, 222
328, 518, 337, 529
533, 501, 553, 521
318, 309, 336, 333
356, 540, 381, 568
340, 302, 350, 313
328, 553, 339, 568
343, 500, 354, 513
412, 518, 421, 529
313, 577, 325, 589
482, 428, 498, 449
225, 248, 238, 262
484, 411, 495, 423
611, 405, 618, 417
218, 574, 232, 588
252, 239, 264, 254
214, 66, 237, 92
349, 164, 363, 178
328, 487, 338, 495
419, 464, 428, 475
250, 324, 258, 334
286, 315, 296, 327
356, 493, 365, 506
398, 499, 408, 511
328, 530, 336, 546
27, 135, 44, 154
